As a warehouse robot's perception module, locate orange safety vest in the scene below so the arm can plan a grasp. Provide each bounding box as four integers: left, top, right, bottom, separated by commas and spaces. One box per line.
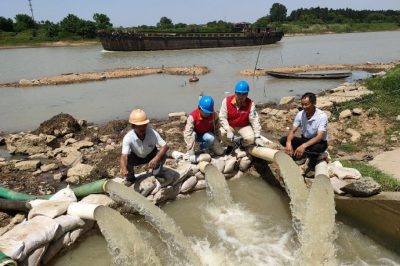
191, 108, 215, 134
226, 95, 252, 127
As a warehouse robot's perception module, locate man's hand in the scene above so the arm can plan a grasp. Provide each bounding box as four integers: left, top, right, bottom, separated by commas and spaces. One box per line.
294, 144, 306, 158
148, 157, 159, 170
285, 143, 294, 156
227, 131, 234, 142
120, 168, 128, 177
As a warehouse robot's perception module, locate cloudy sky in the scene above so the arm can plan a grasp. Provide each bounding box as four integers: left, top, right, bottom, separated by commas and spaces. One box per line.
1, 0, 399, 27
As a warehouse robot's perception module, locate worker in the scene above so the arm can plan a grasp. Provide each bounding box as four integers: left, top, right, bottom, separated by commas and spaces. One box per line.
279, 92, 328, 170
120, 109, 169, 184
219, 80, 263, 147
184, 95, 224, 157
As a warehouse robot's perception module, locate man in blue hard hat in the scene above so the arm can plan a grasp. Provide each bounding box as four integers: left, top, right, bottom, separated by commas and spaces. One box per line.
219, 80, 263, 147
184, 95, 224, 157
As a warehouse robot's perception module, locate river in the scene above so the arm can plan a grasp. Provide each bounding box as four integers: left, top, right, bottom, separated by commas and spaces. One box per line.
0, 31, 400, 132
51, 175, 400, 265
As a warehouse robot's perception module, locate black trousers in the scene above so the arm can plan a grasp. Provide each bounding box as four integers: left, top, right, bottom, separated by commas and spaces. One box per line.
279, 136, 327, 157
127, 148, 165, 180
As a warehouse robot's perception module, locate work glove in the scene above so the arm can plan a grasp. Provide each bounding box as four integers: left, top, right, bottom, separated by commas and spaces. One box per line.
227, 131, 234, 142
255, 137, 264, 147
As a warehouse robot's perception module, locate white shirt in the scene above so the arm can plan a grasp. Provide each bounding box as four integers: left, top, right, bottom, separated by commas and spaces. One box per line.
294, 108, 328, 141
122, 126, 166, 158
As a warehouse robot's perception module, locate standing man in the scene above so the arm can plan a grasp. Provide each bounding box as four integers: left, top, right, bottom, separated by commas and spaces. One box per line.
120, 109, 169, 183
280, 92, 328, 169
219, 80, 263, 147
184, 95, 224, 156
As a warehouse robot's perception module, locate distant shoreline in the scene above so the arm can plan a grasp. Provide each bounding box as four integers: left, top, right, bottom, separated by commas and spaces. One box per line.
1, 29, 399, 50
0, 40, 100, 50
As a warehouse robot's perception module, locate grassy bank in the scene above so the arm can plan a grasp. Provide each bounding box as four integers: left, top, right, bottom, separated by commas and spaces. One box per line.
281, 22, 400, 34
337, 64, 400, 132
336, 65, 400, 191
342, 161, 400, 191
0, 29, 97, 47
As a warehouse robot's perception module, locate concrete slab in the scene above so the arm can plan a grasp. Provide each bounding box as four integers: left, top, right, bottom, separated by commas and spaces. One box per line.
370, 148, 400, 181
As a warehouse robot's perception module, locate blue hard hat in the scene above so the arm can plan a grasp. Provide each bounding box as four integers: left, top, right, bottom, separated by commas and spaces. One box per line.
235, 80, 250, 94
198, 95, 214, 114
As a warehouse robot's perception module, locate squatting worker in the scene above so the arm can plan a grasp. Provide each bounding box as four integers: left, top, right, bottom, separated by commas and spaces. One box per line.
184, 95, 224, 157
219, 80, 263, 147
280, 92, 328, 167
120, 109, 169, 183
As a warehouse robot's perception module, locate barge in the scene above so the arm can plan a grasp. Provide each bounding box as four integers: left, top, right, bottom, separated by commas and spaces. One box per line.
98, 26, 284, 51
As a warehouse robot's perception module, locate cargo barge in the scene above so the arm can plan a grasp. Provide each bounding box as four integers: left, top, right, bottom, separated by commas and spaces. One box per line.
98, 26, 284, 51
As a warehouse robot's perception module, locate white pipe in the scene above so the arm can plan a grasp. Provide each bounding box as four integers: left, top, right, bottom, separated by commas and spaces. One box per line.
67, 202, 99, 220
315, 161, 329, 178
247, 146, 281, 162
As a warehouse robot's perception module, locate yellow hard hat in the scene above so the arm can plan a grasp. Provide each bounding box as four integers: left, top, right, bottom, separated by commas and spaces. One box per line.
129, 109, 150, 125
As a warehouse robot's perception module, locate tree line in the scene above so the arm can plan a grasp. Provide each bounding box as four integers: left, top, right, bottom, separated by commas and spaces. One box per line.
0, 13, 112, 38
0, 3, 399, 38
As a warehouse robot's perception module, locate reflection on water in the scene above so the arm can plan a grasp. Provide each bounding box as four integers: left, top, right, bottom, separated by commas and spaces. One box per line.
1, 31, 400, 132
52, 175, 400, 266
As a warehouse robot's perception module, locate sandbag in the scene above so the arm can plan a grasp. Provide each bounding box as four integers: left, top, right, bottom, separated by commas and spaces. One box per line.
197, 153, 211, 163
80, 194, 116, 208
239, 156, 252, 172
223, 156, 237, 174
180, 176, 197, 193
328, 164, 361, 180
53, 215, 85, 239
23, 244, 47, 266
0, 216, 59, 260
41, 233, 70, 265
49, 185, 77, 202
28, 200, 71, 220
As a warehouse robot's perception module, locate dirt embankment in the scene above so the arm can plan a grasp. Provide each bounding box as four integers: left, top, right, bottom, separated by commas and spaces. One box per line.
0, 41, 100, 50
0, 65, 209, 88
240, 62, 397, 76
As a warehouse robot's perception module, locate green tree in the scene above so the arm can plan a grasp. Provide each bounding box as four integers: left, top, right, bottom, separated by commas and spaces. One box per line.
77, 20, 97, 38
93, 13, 113, 30
59, 14, 82, 33
14, 14, 36, 32
270, 3, 287, 22
157, 16, 173, 29
0, 16, 14, 32
254, 16, 271, 27
43, 20, 59, 37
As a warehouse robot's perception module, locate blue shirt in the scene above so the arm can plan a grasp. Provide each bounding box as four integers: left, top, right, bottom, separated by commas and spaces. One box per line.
294, 108, 328, 141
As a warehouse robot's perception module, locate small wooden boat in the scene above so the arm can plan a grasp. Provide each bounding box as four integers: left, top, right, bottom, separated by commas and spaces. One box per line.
266, 71, 352, 79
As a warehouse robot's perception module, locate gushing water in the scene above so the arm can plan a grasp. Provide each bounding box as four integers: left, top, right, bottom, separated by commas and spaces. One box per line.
297, 174, 337, 265
204, 164, 233, 207
105, 181, 202, 266
195, 204, 296, 265
275, 151, 309, 233
95, 206, 161, 266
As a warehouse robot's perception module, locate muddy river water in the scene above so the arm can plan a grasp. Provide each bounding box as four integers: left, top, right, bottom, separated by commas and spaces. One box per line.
0, 31, 399, 132
51, 176, 400, 265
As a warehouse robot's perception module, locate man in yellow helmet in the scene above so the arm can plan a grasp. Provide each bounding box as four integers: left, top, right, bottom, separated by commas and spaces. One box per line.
120, 109, 169, 184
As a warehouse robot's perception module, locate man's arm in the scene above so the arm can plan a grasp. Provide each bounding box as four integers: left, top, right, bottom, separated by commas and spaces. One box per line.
148, 144, 169, 169
285, 125, 299, 156
120, 154, 129, 176
219, 98, 231, 133
249, 102, 261, 138
293, 130, 324, 157
183, 115, 195, 152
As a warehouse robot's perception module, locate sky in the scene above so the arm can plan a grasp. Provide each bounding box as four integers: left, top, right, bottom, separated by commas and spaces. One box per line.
1, 0, 399, 27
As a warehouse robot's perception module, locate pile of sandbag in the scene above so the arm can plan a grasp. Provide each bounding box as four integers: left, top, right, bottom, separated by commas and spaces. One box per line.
328, 161, 381, 197
0, 187, 115, 265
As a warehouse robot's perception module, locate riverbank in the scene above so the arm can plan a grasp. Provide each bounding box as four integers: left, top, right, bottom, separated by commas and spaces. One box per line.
240, 62, 398, 76
1, 65, 400, 262
0, 65, 209, 87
